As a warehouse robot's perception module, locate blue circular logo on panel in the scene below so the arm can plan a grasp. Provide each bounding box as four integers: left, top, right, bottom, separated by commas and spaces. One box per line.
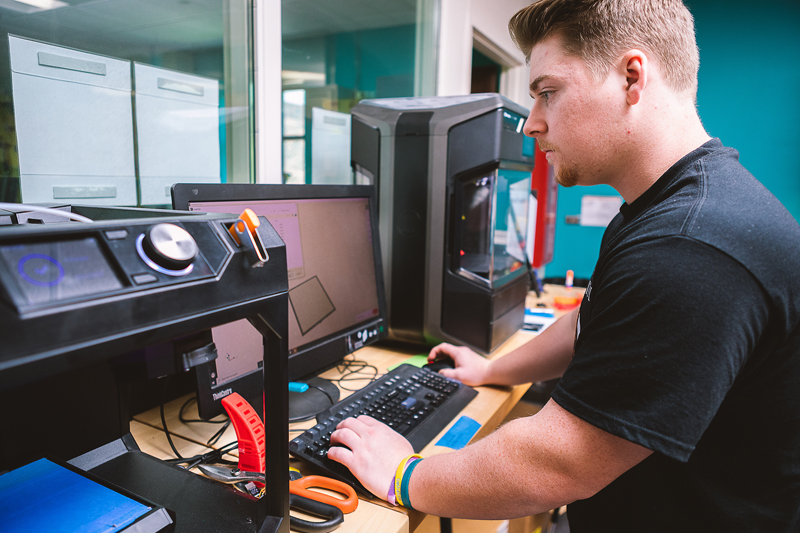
18, 254, 65, 287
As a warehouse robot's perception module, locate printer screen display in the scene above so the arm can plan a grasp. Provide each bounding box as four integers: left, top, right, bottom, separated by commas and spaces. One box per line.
0, 237, 123, 306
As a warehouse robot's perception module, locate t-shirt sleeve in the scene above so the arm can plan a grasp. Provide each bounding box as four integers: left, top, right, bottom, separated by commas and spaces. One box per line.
551, 236, 769, 462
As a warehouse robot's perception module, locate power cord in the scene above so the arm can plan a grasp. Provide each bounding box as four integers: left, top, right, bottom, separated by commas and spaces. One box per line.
178, 396, 228, 424
177, 396, 231, 446
159, 376, 183, 460
159, 378, 236, 456
329, 354, 380, 392
288, 356, 378, 423
166, 441, 239, 470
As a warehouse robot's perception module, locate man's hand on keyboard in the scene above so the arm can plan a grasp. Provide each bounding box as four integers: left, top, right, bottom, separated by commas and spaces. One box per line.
428, 343, 491, 386
328, 415, 413, 500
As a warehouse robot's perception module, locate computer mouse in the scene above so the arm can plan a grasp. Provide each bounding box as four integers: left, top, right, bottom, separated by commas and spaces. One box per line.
423, 358, 456, 372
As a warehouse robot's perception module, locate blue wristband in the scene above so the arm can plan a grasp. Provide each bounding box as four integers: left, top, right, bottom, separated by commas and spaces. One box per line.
400, 457, 422, 509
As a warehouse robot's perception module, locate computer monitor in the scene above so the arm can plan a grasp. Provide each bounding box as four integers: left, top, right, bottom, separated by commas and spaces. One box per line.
172, 184, 388, 420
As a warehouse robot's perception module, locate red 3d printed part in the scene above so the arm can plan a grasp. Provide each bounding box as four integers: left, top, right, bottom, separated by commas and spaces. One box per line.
221, 392, 265, 474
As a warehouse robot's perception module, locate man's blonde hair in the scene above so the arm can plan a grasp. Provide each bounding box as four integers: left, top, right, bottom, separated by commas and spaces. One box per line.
509, 0, 700, 96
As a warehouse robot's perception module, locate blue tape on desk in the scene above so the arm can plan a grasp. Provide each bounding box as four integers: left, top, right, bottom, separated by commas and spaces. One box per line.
435, 416, 481, 450
0, 458, 151, 533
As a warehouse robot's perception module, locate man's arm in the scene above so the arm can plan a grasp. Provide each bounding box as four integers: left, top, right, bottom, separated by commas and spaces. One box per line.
431, 307, 580, 387
407, 399, 651, 518
329, 397, 652, 518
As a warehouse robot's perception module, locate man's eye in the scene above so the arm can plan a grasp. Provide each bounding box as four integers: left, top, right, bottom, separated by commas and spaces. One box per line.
539, 91, 553, 102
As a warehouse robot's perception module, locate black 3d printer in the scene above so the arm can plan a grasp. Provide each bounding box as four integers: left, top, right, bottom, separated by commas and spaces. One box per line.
351, 94, 536, 354
0, 204, 290, 533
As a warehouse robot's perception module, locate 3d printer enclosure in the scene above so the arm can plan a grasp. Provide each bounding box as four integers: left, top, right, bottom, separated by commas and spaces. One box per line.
0, 205, 290, 533
351, 94, 536, 353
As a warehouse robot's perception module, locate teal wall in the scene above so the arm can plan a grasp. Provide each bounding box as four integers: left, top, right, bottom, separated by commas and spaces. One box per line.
326, 25, 416, 96
547, 185, 619, 282
546, 0, 800, 280
283, 25, 416, 182
689, 0, 800, 216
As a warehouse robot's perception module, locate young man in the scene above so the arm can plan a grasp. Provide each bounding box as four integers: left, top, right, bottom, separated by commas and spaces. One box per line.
329, 1, 800, 530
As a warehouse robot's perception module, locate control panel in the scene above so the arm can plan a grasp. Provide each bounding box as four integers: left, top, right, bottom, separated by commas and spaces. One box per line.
345, 322, 384, 352
0, 209, 288, 387
0, 220, 220, 313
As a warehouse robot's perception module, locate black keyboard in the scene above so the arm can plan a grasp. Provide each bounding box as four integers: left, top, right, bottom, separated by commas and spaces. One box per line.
289, 363, 478, 496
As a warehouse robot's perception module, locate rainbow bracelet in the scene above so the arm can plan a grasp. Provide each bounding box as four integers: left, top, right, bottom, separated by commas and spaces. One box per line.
400, 457, 423, 510
392, 454, 423, 507
387, 482, 397, 505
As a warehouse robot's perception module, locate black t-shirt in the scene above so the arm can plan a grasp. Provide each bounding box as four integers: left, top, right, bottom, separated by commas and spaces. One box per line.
551, 139, 800, 531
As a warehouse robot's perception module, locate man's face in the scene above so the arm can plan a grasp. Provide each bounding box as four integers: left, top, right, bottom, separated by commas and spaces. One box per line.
523, 34, 629, 188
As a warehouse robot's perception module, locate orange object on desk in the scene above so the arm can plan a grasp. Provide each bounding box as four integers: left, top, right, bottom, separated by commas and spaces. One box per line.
291, 475, 359, 514
554, 296, 581, 310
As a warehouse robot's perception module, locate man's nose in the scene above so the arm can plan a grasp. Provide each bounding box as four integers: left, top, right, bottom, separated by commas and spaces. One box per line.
523, 109, 546, 137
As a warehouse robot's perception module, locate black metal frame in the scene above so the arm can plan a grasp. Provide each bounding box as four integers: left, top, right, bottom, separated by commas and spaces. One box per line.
0, 206, 290, 533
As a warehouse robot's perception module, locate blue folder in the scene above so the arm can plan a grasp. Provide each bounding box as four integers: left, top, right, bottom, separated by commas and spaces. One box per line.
0, 458, 153, 533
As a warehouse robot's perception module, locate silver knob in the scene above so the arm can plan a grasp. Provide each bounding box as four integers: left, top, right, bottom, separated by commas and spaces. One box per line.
142, 223, 198, 271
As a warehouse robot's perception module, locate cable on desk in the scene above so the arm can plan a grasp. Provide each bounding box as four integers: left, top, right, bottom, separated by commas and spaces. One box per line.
166, 440, 239, 470
328, 354, 380, 392
172, 395, 232, 447
160, 376, 183, 460
178, 396, 229, 425
206, 419, 231, 447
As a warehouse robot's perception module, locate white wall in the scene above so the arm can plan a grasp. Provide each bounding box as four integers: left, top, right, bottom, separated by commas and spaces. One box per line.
437, 0, 534, 110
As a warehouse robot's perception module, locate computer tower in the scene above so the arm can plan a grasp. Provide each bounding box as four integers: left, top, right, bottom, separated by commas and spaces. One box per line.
351, 94, 536, 354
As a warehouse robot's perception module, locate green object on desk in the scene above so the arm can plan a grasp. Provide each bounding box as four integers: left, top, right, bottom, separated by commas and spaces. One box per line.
387, 355, 428, 371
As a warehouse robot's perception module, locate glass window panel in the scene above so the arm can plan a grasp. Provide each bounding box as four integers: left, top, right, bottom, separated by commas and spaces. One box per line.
282, 89, 306, 137
0, 0, 254, 207
283, 139, 305, 184
280, 0, 435, 184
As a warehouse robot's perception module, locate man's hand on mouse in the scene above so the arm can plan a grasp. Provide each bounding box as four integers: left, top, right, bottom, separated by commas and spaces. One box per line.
427, 343, 491, 386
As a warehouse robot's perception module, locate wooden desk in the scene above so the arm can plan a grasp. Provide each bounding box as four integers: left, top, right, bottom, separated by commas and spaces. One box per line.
131, 285, 581, 533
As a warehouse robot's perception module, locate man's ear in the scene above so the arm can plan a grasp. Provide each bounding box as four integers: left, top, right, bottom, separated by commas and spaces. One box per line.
622, 50, 647, 105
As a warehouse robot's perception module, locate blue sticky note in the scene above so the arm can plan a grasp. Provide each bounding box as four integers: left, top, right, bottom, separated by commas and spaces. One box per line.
435, 416, 481, 450
525, 307, 555, 318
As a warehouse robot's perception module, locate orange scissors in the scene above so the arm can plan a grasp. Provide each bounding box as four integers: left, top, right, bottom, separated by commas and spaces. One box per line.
198, 464, 358, 514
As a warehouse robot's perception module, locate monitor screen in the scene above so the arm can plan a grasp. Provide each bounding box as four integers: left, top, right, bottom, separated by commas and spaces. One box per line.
172, 184, 388, 420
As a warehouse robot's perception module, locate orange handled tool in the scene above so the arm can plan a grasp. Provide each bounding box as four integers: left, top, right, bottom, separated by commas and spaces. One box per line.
290, 474, 358, 514
199, 465, 359, 514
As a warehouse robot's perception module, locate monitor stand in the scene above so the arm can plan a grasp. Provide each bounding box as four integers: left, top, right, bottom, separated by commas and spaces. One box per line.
288, 377, 340, 423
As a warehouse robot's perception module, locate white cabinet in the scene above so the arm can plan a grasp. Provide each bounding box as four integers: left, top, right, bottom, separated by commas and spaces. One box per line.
134, 64, 220, 205
10, 36, 137, 205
